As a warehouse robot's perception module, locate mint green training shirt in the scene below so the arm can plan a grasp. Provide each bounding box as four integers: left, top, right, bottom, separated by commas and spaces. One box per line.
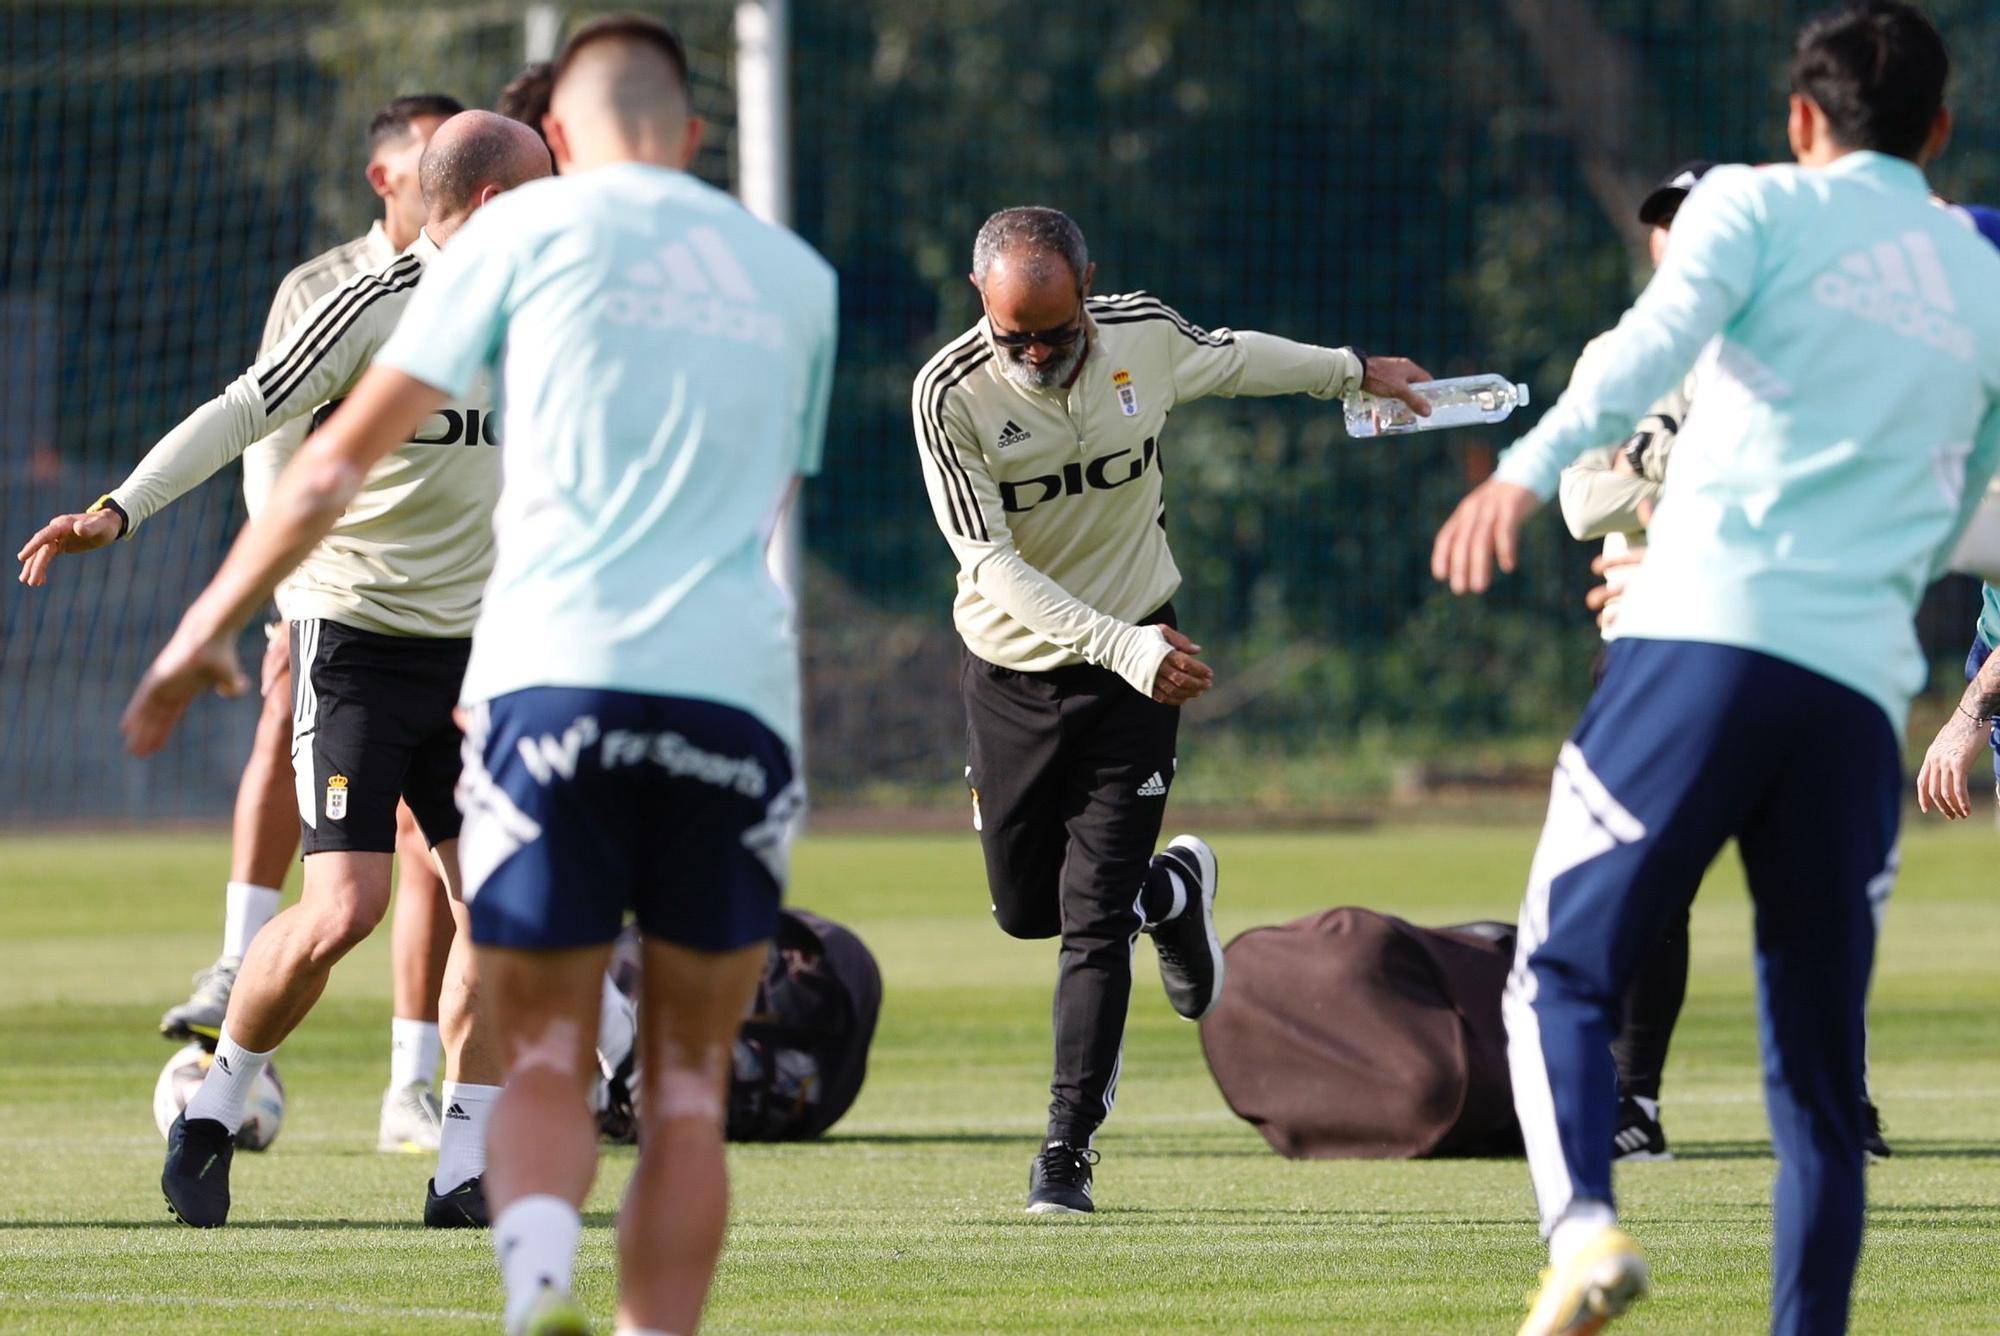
376, 163, 838, 749
1495, 153, 2000, 727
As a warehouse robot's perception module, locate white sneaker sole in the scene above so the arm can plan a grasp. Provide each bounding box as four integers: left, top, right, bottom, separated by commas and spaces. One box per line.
1024, 1201, 1093, 1216
1165, 833, 1224, 1021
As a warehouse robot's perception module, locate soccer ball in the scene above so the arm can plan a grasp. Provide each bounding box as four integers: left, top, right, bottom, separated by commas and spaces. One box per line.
152, 1042, 286, 1152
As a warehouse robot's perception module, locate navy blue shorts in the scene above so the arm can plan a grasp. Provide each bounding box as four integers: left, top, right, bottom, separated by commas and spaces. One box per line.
456, 687, 803, 952
1963, 638, 2000, 780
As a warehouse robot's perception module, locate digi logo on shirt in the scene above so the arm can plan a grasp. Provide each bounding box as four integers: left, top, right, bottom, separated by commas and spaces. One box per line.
313, 398, 498, 446
999, 437, 1159, 514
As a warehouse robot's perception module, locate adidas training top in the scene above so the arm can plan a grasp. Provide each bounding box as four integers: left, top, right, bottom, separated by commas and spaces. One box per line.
914, 293, 1363, 695
242, 221, 402, 520
1494, 152, 2000, 726
375, 164, 837, 748
109, 230, 499, 639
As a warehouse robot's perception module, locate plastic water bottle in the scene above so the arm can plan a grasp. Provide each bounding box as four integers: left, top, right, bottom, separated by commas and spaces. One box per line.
1343, 373, 1531, 437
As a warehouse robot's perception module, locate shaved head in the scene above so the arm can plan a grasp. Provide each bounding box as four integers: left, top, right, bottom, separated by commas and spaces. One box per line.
418, 109, 553, 223
545, 15, 702, 175
552, 15, 691, 136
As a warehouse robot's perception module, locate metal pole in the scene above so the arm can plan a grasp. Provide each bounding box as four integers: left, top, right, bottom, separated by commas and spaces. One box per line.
735, 0, 803, 610
523, 3, 562, 63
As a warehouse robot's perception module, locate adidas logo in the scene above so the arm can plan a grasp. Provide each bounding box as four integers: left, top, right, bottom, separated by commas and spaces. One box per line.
445, 1102, 471, 1121
1137, 771, 1168, 797
1813, 231, 1974, 361
215, 1055, 232, 1075
606, 224, 786, 349
996, 420, 1032, 449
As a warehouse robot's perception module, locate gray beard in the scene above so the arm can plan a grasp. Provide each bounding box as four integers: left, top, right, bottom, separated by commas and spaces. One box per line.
997, 336, 1086, 393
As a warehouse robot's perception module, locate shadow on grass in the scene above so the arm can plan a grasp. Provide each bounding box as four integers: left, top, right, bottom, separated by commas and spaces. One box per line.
0, 1218, 452, 1231
814, 1131, 1035, 1147
1671, 1139, 1997, 1161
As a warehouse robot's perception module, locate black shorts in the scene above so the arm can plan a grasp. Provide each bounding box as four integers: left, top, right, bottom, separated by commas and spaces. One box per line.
289, 617, 470, 855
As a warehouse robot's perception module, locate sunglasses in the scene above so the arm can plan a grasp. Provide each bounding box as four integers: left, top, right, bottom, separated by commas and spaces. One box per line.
986, 306, 1085, 351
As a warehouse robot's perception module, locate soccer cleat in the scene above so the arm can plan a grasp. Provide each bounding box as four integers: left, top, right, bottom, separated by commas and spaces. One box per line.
1610, 1096, 1672, 1162
159, 956, 240, 1045
1863, 1099, 1892, 1162
1025, 1140, 1099, 1215
1518, 1227, 1649, 1336
597, 1054, 640, 1146
377, 1080, 443, 1153
1146, 833, 1224, 1021
424, 1174, 490, 1228
161, 1113, 234, 1228
511, 1283, 592, 1336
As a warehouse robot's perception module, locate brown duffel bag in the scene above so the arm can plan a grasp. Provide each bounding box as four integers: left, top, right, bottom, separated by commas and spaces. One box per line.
1197, 907, 1524, 1159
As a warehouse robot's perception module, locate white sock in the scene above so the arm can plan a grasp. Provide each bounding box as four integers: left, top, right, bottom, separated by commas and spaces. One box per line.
599, 975, 636, 1076
615, 1329, 683, 1336
390, 1018, 441, 1090
1161, 868, 1189, 923
1548, 1199, 1619, 1268
495, 1194, 583, 1332
183, 1027, 276, 1134
221, 882, 282, 960
436, 1080, 500, 1193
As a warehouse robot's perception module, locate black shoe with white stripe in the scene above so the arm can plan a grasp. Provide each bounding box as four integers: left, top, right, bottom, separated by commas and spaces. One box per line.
1147, 834, 1224, 1021
1611, 1095, 1672, 1162
1026, 1140, 1099, 1215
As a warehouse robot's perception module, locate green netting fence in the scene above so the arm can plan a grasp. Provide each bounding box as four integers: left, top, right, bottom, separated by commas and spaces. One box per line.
4, 0, 1997, 823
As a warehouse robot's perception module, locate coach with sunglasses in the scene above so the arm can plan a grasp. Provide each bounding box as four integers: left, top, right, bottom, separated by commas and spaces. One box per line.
913, 205, 1431, 1214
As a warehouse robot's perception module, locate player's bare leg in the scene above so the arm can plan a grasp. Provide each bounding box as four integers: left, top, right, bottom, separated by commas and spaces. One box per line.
161, 850, 393, 1226
214, 850, 395, 1050
160, 633, 298, 1044
482, 942, 612, 1332
381, 801, 451, 1153
617, 936, 768, 1335
425, 838, 508, 1226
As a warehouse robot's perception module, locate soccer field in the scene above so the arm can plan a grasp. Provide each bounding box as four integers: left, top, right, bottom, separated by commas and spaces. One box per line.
3, 823, 1997, 1334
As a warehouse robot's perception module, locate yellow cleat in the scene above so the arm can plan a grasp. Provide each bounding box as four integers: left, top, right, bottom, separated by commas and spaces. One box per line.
1517, 1227, 1649, 1336
513, 1286, 591, 1336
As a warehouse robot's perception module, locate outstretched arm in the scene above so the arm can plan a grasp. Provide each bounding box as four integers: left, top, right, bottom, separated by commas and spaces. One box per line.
121, 367, 446, 755
1124, 294, 1432, 417
1434, 166, 1763, 594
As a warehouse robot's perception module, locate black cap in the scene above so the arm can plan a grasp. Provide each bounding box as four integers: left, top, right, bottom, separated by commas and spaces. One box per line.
1637, 160, 1716, 227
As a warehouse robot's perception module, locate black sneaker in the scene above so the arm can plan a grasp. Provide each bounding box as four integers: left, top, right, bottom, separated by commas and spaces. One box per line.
1147, 834, 1224, 1021
1610, 1095, 1672, 1162
1863, 1100, 1892, 1162
598, 1053, 640, 1146
424, 1174, 489, 1228
161, 1113, 234, 1228
1025, 1140, 1099, 1215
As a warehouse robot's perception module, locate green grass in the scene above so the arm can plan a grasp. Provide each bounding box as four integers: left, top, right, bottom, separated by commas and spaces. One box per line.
2, 823, 1998, 1333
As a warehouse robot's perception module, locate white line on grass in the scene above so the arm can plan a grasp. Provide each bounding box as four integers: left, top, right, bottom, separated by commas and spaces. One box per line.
0, 1290, 491, 1322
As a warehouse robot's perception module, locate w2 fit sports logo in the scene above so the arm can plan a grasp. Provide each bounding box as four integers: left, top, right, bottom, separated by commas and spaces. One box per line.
1813, 232, 1975, 362
605, 224, 786, 349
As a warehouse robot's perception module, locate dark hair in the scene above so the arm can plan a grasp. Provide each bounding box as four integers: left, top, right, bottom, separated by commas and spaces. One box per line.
554, 14, 691, 102
496, 62, 555, 140
367, 93, 465, 154
1790, 1, 1948, 160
